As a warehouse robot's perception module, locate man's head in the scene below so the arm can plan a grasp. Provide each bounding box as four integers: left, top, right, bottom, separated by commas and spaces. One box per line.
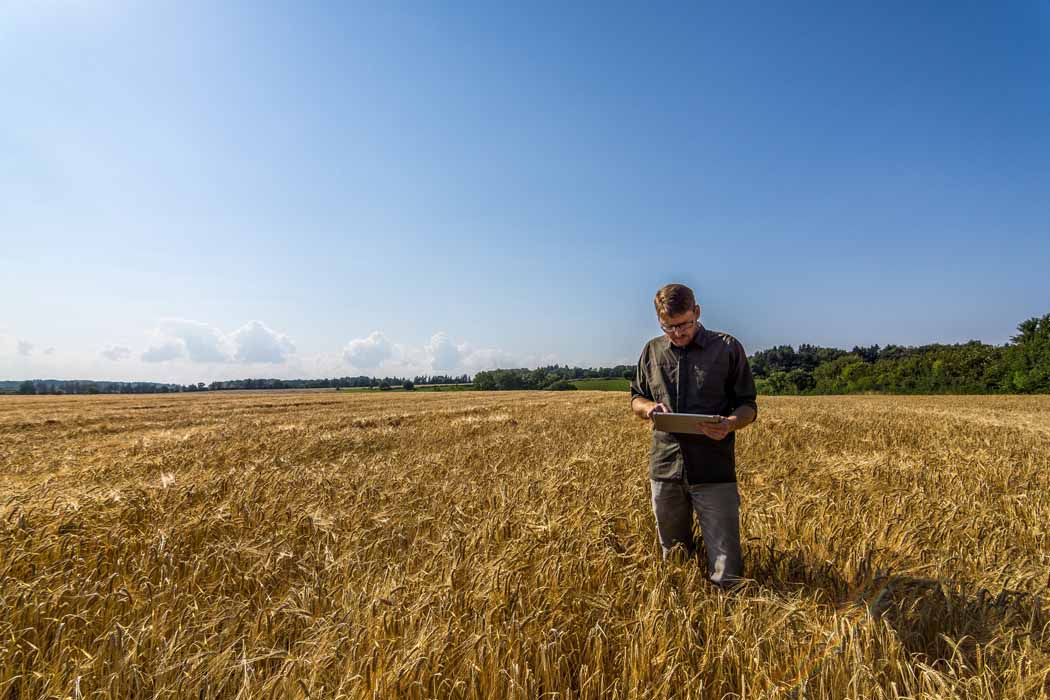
654, 283, 701, 347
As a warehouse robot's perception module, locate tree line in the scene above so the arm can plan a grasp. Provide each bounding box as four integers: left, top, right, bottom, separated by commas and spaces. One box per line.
8, 374, 472, 395
205, 374, 471, 392
751, 314, 1050, 394
473, 365, 633, 391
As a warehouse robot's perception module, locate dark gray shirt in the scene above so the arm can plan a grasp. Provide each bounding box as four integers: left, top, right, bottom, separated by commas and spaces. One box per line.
630, 325, 758, 483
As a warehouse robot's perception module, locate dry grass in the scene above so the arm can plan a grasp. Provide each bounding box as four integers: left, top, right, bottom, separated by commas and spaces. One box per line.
1, 391, 1048, 699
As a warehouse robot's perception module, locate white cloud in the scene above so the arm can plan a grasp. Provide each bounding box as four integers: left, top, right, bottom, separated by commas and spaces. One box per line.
0, 321, 544, 383
100, 345, 131, 361
230, 320, 295, 364
395, 331, 528, 374
343, 331, 393, 369
141, 340, 184, 363
43, 347, 55, 355
419, 331, 527, 373
138, 318, 296, 365
460, 346, 520, 372
158, 319, 230, 363
425, 332, 461, 371
418, 331, 529, 373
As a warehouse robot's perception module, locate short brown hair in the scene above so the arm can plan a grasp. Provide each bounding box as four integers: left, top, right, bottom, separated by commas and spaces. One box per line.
653, 283, 696, 319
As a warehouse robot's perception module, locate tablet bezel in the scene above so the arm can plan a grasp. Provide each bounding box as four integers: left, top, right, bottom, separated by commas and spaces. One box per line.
652, 412, 723, 435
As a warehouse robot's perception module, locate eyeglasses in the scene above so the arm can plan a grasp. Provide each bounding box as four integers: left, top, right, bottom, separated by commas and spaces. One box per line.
660, 318, 697, 335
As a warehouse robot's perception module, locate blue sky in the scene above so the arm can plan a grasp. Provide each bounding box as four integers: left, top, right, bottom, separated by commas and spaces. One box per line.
2, 1, 1048, 382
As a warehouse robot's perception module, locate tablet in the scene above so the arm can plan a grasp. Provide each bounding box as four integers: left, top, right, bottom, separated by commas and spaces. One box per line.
652, 412, 722, 435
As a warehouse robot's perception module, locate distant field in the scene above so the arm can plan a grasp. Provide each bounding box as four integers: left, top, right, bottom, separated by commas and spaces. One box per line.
338, 383, 475, 393
1, 391, 1049, 698
414, 383, 475, 392
570, 377, 630, 391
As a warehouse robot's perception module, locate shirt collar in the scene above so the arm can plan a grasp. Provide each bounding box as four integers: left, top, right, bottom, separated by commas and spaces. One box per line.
659, 323, 707, 352
692, 323, 708, 348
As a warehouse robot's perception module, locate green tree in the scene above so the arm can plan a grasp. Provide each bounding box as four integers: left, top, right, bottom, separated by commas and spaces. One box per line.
764, 371, 796, 394
812, 354, 863, 393
1002, 314, 1050, 393
786, 369, 815, 393
841, 361, 874, 392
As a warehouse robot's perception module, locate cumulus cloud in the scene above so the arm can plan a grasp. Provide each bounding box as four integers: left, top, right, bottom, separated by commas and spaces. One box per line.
420, 331, 523, 373
7, 320, 532, 378
140, 318, 296, 365
141, 340, 185, 363
345, 332, 521, 376
101, 345, 132, 361
460, 346, 519, 372
158, 319, 229, 363
343, 332, 394, 369
425, 332, 461, 371
230, 320, 295, 364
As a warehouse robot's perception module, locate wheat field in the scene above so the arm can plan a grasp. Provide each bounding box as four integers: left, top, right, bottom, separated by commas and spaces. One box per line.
0, 390, 1048, 699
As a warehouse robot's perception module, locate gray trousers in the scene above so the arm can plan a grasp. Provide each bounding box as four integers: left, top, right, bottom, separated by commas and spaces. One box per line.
650, 479, 743, 586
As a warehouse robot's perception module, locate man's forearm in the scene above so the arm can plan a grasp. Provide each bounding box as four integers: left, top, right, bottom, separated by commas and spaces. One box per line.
631, 396, 655, 420
730, 404, 757, 430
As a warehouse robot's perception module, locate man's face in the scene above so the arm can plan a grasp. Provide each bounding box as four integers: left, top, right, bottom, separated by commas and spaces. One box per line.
659, 305, 700, 347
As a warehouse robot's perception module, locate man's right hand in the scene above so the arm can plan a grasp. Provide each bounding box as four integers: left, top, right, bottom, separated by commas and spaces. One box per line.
631, 397, 670, 421
645, 402, 670, 419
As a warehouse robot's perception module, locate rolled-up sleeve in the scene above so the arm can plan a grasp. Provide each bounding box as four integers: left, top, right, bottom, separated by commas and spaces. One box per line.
630, 349, 652, 405
729, 340, 758, 416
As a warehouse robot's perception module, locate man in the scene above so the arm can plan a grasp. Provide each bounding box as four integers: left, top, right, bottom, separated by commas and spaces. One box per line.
630, 283, 758, 588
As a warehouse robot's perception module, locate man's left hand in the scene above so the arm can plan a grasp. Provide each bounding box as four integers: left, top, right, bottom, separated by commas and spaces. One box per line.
697, 415, 737, 441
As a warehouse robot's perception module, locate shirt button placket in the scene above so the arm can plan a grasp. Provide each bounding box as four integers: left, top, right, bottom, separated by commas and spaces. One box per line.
676, 354, 685, 412
676, 352, 686, 481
